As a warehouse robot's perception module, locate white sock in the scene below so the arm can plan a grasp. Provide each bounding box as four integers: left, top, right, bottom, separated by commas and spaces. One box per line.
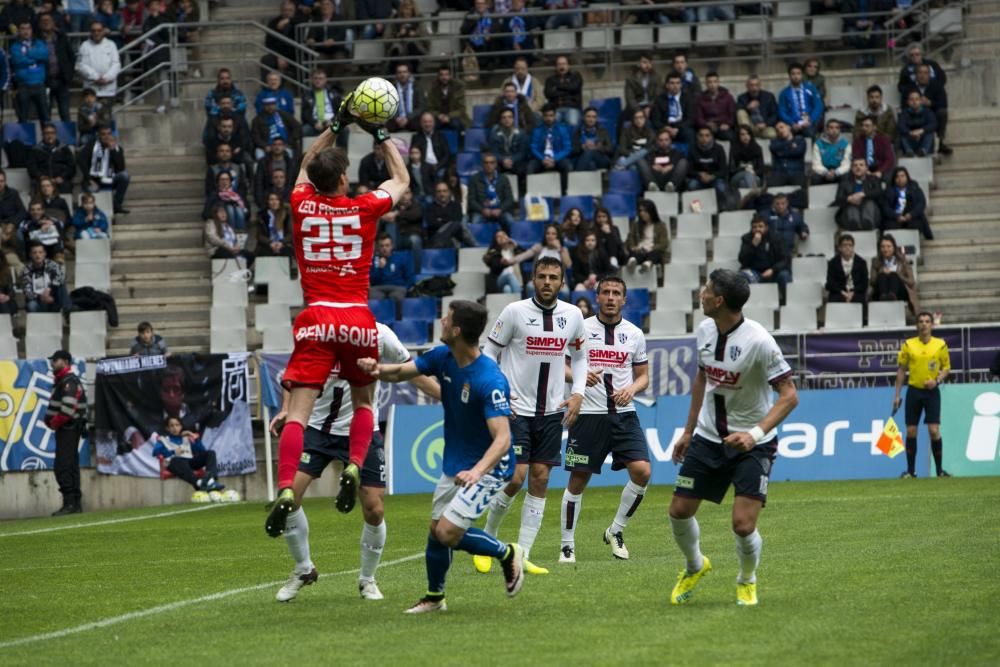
517, 493, 546, 559
560, 490, 582, 547
483, 489, 516, 538
735, 530, 762, 584
669, 515, 704, 574
359, 520, 386, 583
609, 481, 646, 535
284, 508, 313, 572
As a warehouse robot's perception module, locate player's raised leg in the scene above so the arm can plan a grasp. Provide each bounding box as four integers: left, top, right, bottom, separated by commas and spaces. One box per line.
732, 496, 763, 606
276, 471, 321, 602
358, 480, 387, 600
560, 471, 589, 563
475, 463, 526, 574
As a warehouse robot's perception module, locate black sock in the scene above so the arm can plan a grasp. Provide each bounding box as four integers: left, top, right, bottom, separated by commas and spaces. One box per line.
905, 437, 917, 474
425, 592, 444, 601
931, 438, 943, 474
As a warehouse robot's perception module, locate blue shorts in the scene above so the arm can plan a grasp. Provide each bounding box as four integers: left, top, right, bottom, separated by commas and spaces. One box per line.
905, 386, 941, 426
298, 428, 386, 488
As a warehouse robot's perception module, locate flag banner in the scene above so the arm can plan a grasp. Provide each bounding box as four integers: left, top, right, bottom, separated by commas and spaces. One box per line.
875, 416, 905, 458
93, 353, 255, 478
0, 359, 89, 471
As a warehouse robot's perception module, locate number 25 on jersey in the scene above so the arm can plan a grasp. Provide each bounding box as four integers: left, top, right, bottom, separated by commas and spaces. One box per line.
300, 214, 363, 262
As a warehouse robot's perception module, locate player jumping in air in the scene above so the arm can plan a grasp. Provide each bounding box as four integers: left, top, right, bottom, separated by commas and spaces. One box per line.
668, 269, 798, 607
269, 323, 440, 602
475, 257, 589, 575
359, 300, 526, 614
266, 95, 409, 537
560, 276, 651, 563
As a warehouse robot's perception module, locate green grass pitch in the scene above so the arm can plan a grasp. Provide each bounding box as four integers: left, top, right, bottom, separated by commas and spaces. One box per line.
2, 478, 998, 666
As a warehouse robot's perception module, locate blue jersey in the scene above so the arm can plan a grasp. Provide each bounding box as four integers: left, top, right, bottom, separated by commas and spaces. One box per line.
414, 345, 514, 478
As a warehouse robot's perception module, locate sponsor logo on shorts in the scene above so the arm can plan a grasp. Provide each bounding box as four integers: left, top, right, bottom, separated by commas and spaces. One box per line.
513, 445, 523, 456
675, 475, 695, 489
294, 324, 377, 346
525, 336, 567, 356
300, 452, 311, 463
565, 447, 589, 466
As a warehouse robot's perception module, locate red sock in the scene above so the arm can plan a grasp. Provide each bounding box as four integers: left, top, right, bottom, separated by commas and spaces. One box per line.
277, 421, 305, 489
348, 406, 375, 468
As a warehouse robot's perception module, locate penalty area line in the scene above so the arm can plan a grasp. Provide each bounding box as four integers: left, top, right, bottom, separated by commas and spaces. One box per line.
0, 504, 229, 538
0, 552, 424, 650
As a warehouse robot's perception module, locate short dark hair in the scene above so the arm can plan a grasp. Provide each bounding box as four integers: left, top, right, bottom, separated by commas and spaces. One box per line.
306, 148, 349, 193
788, 63, 804, 74
438, 64, 452, 73
838, 233, 855, 245
448, 300, 488, 345
596, 275, 627, 298
916, 311, 934, 322
499, 108, 514, 117
82, 87, 97, 97
752, 213, 768, 227
773, 193, 788, 202
217, 67, 231, 77
534, 255, 565, 279
666, 72, 681, 83
826, 118, 841, 129
866, 84, 883, 96
26, 240, 46, 254
583, 106, 598, 115
705, 71, 719, 80
541, 103, 557, 114
376, 232, 392, 243
138, 321, 153, 333
502, 82, 516, 90
708, 269, 750, 312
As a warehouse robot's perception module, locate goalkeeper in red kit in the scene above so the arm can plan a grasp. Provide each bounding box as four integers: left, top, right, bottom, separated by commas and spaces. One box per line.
266, 94, 409, 537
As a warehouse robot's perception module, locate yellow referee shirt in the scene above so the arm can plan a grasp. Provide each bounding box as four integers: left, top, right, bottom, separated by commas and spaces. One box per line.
897, 336, 951, 389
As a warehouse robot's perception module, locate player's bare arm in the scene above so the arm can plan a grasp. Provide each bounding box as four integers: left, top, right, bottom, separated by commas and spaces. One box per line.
613, 362, 649, 407
672, 367, 707, 464
560, 340, 589, 426
723, 375, 799, 452
411, 374, 442, 401
374, 139, 410, 205
358, 358, 422, 383
455, 415, 511, 488
892, 365, 907, 412
269, 386, 291, 436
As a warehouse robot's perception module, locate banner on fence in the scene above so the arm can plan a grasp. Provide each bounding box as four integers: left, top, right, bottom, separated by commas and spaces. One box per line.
93, 353, 255, 478
941, 383, 1000, 477
0, 359, 89, 472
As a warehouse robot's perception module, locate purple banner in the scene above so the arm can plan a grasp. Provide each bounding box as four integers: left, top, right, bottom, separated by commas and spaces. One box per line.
967, 327, 1000, 383
638, 337, 698, 400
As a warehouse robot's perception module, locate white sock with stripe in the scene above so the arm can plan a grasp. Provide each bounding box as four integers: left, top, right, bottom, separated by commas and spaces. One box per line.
735, 529, 762, 584
483, 488, 516, 539
669, 515, 704, 574
517, 493, 547, 559
560, 490, 582, 547
359, 520, 386, 583
609, 481, 646, 535
284, 508, 313, 573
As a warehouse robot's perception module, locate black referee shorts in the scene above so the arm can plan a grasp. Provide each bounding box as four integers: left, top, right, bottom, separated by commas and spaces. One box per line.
905, 386, 941, 427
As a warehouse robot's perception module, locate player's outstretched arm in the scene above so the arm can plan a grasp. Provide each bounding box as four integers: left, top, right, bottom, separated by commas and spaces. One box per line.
455, 415, 512, 488
672, 367, 706, 463
410, 374, 442, 401
374, 139, 410, 205
358, 358, 422, 383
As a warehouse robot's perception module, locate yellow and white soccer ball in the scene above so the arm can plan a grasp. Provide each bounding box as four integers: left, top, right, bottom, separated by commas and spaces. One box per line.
208, 490, 224, 503
351, 77, 399, 124
191, 491, 211, 503
222, 489, 241, 503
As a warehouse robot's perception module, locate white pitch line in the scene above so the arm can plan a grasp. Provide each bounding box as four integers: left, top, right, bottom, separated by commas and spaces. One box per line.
0, 552, 424, 650
0, 504, 227, 538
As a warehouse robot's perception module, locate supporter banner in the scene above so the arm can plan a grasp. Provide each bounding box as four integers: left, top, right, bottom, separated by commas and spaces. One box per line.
637, 337, 698, 400
941, 383, 1000, 477
386, 387, 935, 494
801, 328, 963, 389
0, 359, 89, 472
94, 354, 254, 477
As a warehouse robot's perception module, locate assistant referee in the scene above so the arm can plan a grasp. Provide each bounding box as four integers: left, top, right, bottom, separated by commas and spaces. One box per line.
893, 312, 951, 478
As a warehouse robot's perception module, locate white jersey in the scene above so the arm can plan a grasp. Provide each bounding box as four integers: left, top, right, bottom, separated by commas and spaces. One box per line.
486, 298, 586, 417
581, 315, 647, 415
277, 323, 411, 435
694, 317, 792, 443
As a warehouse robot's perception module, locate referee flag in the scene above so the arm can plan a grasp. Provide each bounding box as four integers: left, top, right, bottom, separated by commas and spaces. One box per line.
876, 417, 905, 458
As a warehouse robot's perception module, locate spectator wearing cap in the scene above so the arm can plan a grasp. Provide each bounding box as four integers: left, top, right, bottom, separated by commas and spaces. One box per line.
251, 95, 301, 160
426, 65, 471, 132
854, 85, 897, 144
810, 119, 852, 185
736, 75, 779, 140
75, 20, 120, 105
28, 123, 76, 194
20, 241, 67, 312
130, 321, 169, 356
254, 71, 295, 116
79, 125, 130, 214
300, 68, 342, 138
204, 68, 247, 120
835, 158, 883, 232
38, 12, 74, 122
769, 121, 807, 188
45, 349, 87, 516
778, 63, 823, 138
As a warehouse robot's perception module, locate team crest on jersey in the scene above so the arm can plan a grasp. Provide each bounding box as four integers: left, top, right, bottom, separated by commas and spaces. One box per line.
618, 332, 628, 345
556, 316, 567, 329
461, 382, 470, 403
730, 346, 742, 361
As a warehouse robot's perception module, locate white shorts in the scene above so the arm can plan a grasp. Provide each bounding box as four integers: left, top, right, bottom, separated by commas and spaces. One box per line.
430, 473, 506, 530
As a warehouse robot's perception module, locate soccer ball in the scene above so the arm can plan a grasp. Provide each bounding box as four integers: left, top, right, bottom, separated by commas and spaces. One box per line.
351, 77, 399, 124
222, 489, 241, 503
208, 490, 224, 503
191, 491, 211, 503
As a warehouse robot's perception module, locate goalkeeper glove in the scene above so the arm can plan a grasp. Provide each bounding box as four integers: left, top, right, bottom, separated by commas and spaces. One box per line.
329, 91, 356, 135
356, 118, 391, 144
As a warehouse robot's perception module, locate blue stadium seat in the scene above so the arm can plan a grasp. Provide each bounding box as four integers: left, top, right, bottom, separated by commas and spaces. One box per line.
571, 289, 595, 305
402, 296, 438, 320
420, 248, 458, 276
391, 250, 415, 277
456, 152, 481, 181
628, 288, 651, 314
52, 121, 77, 146
392, 319, 430, 345
560, 195, 596, 221
440, 129, 459, 155
622, 308, 644, 329
590, 97, 622, 128
510, 221, 544, 247
368, 298, 396, 323
3, 122, 36, 145
608, 169, 642, 195
469, 222, 499, 246
463, 128, 489, 152
602, 193, 637, 219
472, 104, 492, 128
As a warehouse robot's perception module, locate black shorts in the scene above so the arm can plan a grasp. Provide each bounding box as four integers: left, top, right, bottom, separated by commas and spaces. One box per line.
298, 428, 386, 488
565, 412, 649, 475
905, 386, 941, 426
673, 434, 777, 506
510, 413, 563, 466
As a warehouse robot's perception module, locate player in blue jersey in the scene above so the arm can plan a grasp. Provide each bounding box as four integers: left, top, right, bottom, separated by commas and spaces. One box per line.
358, 299, 526, 613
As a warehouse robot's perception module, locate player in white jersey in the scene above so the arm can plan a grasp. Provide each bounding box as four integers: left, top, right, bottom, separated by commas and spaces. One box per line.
668, 269, 798, 607
559, 276, 650, 564
269, 323, 440, 602
476, 256, 589, 574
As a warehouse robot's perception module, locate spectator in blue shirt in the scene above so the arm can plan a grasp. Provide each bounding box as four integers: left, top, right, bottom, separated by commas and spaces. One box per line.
255, 71, 295, 116
70, 192, 110, 239
761, 193, 808, 258
153, 416, 224, 492
769, 121, 807, 188
370, 233, 413, 310
777, 63, 823, 138
9, 20, 49, 122
204, 67, 248, 120
527, 104, 573, 195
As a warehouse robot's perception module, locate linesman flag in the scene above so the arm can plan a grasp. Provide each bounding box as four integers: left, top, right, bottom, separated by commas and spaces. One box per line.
876, 417, 905, 458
